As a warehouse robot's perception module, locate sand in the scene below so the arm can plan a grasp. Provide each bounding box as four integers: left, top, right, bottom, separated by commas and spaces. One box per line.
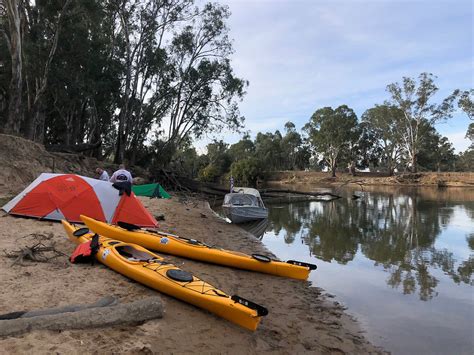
0, 195, 385, 354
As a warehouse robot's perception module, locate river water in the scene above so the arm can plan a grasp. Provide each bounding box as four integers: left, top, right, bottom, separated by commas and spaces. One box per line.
229, 186, 473, 354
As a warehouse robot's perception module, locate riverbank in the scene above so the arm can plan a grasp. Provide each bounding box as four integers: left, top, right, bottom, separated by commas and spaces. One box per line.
0, 193, 385, 354
267, 171, 474, 188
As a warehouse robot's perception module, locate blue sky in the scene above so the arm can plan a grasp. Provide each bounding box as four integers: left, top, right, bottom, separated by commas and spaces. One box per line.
197, 0, 473, 152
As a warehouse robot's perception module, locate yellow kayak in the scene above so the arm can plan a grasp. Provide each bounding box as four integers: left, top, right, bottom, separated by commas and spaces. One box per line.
62, 220, 267, 331
80, 215, 317, 280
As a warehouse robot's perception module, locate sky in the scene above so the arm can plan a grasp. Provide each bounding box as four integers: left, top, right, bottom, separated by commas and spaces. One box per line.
196, 0, 473, 152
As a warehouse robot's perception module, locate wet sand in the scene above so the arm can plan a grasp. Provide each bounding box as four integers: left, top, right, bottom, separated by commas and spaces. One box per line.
0, 194, 385, 354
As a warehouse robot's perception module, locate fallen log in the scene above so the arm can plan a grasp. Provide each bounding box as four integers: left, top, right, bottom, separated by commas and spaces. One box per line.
0, 297, 163, 337
23, 296, 117, 318
260, 188, 341, 199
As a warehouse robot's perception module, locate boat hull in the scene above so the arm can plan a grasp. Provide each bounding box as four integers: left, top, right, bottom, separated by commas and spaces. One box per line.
222, 205, 268, 223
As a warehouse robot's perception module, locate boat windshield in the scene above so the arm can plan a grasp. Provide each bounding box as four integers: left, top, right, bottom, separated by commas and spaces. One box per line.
224, 193, 261, 207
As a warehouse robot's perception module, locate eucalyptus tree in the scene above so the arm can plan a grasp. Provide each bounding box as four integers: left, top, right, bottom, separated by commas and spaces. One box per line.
305, 105, 358, 177
342, 121, 380, 175
458, 89, 474, 120
159, 2, 247, 159
386, 73, 459, 172
417, 125, 456, 172
1, 0, 23, 135
45, 0, 122, 150
361, 104, 404, 175
281, 121, 303, 170
228, 132, 255, 162
254, 130, 283, 170
112, 0, 195, 163
24, 0, 74, 142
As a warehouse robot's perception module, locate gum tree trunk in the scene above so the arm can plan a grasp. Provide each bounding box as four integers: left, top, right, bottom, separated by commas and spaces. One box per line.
4, 0, 23, 135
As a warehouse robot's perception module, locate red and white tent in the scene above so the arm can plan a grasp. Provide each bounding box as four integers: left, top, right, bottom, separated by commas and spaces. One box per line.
2, 173, 157, 227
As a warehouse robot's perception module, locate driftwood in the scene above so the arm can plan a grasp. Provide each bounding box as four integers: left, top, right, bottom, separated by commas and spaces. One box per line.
46, 141, 101, 154
0, 296, 117, 320
0, 297, 163, 337
260, 188, 341, 199
3, 233, 66, 266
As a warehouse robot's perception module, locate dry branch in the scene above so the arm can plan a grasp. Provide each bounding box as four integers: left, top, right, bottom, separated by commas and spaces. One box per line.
3, 233, 67, 266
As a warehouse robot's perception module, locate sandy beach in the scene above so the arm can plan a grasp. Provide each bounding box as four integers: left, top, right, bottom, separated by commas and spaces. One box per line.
0, 192, 385, 354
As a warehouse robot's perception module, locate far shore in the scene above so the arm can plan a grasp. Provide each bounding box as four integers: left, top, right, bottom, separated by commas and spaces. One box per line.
266, 171, 474, 188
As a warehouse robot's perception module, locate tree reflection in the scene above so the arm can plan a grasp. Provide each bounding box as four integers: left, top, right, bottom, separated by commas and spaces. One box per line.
265, 192, 474, 300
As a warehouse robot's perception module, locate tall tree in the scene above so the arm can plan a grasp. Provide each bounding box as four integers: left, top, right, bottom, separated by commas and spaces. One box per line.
281, 121, 304, 170
113, 0, 193, 163
24, 0, 73, 142
417, 125, 456, 172
254, 130, 283, 170
362, 104, 404, 175
228, 132, 255, 162
2, 0, 23, 135
458, 89, 474, 120
305, 105, 358, 177
386, 73, 458, 172
159, 2, 247, 159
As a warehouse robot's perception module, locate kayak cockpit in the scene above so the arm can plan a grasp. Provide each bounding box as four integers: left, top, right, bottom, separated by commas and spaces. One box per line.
115, 245, 158, 262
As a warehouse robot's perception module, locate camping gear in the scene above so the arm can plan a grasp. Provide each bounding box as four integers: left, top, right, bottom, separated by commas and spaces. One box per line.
62, 220, 267, 331
222, 187, 268, 223
2, 173, 157, 227
81, 215, 317, 280
132, 183, 170, 199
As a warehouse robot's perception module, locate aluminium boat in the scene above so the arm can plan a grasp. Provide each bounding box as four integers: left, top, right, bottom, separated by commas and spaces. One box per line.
222, 187, 268, 224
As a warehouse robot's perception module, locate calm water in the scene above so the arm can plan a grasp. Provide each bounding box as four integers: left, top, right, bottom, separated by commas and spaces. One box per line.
235, 187, 473, 354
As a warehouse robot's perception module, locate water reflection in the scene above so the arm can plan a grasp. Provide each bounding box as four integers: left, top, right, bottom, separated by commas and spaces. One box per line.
238, 218, 269, 239
265, 190, 474, 301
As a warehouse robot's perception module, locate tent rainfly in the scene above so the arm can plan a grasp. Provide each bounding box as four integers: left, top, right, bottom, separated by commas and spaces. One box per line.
2, 173, 158, 227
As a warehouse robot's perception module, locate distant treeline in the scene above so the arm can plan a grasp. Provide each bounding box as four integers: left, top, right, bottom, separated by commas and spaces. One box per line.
174, 74, 473, 185
0, 2, 472, 184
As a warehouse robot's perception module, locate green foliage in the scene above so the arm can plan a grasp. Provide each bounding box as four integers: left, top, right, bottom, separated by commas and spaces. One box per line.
305, 105, 358, 176
230, 157, 261, 186
228, 133, 255, 162
417, 125, 456, 171
466, 123, 474, 143
456, 149, 474, 172
361, 104, 404, 175
386, 73, 459, 172
456, 126, 474, 172
458, 90, 474, 120
198, 164, 221, 182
